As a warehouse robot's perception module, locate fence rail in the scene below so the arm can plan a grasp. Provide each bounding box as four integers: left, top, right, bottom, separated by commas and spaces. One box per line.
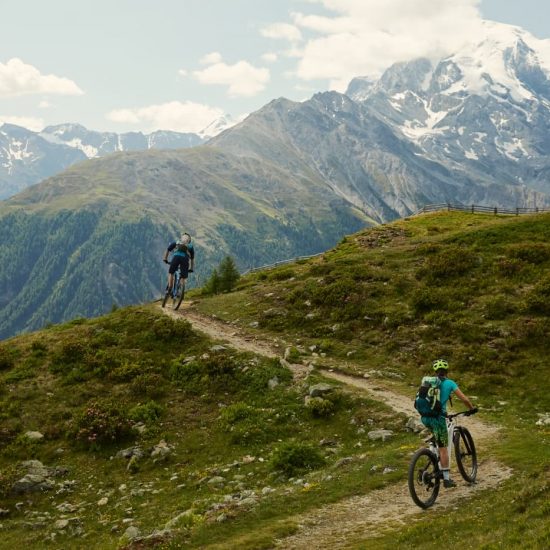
241, 253, 324, 275
414, 203, 550, 216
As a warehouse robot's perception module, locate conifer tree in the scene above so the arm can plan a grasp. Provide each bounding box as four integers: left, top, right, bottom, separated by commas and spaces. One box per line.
218, 256, 240, 293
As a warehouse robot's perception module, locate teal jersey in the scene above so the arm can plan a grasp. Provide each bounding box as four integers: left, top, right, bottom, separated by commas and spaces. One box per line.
439, 378, 459, 412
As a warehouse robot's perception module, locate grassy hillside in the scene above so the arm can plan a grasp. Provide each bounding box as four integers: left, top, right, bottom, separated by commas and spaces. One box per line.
193, 210, 550, 548
1, 211, 549, 549
0, 146, 370, 339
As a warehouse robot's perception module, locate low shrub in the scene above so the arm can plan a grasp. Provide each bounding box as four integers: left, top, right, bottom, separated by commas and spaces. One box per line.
69, 400, 132, 450
495, 257, 526, 278
523, 276, 550, 315
270, 441, 325, 476
305, 397, 335, 418
109, 360, 143, 382
130, 373, 167, 399
269, 268, 296, 281
507, 243, 550, 264
128, 400, 164, 424
218, 403, 272, 444
170, 353, 240, 394
485, 297, 516, 320
0, 347, 15, 371
417, 245, 477, 280
0, 464, 18, 498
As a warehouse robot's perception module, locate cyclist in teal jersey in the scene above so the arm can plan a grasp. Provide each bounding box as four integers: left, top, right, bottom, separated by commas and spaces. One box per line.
163, 232, 195, 296
421, 359, 477, 488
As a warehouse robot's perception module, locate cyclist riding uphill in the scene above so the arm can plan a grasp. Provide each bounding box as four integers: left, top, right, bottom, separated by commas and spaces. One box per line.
163, 232, 195, 295
419, 359, 477, 488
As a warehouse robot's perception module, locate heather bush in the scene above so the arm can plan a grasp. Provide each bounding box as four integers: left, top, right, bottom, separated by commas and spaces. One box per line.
70, 400, 132, 450
270, 441, 325, 476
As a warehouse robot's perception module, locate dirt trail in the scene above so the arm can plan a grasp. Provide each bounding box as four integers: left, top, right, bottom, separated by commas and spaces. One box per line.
160, 303, 513, 549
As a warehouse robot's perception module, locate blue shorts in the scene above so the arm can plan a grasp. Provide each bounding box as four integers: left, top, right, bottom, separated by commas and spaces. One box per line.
169, 255, 189, 278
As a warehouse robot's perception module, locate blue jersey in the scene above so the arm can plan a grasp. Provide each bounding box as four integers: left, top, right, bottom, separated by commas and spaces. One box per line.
167, 241, 195, 259
439, 378, 459, 413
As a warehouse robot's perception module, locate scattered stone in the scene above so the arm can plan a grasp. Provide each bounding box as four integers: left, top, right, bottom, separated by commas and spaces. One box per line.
151, 440, 172, 459
333, 457, 354, 469
122, 525, 140, 541
164, 509, 194, 530
305, 313, 316, 320
210, 345, 227, 352
406, 417, 425, 433
261, 486, 274, 495
207, 476, 225, 487
383, 467, 396, 474
97, 497, 108, 506
268, 377, 279, 390
536, 413, 550, 426
54, 519, 69, 530
249, 321, 259, 328
347, 351, 356, 357
24, 431, 44, 442
0, 509, 9, 518
319, 438, 338, 447
116, 446, 144, 460
216, 513, 228, 523
12, 461, 55, 494
56, 503, 78, 513
367, 429, 394, 441
308, 383, 334, 397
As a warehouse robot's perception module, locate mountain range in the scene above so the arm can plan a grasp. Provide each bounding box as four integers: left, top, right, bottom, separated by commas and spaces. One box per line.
0, 116, 237, 199
2, 20, 550, 339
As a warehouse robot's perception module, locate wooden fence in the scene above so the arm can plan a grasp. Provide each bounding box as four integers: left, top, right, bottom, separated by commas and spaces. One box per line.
414, 203, 550, 216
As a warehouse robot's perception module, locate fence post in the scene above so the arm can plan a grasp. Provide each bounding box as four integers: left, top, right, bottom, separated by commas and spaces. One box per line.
516, 207, 519, 216
471, 204, 474, 214
494, 207, 497, 215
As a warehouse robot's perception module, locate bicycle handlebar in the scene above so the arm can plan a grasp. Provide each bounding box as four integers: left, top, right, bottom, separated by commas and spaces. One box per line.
447, 408, 478, 420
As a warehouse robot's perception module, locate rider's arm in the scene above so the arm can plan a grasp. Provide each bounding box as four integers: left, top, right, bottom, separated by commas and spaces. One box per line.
454, 388, 475, 410
164, 242, 176, 262
189, 244, 195, 271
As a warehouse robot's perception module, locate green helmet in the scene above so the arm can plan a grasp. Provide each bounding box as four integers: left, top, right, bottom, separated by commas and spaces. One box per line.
432, 359, 449, 372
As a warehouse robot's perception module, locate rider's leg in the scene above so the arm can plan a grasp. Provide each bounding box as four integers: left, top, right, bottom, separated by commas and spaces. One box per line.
439, 446, 450, 470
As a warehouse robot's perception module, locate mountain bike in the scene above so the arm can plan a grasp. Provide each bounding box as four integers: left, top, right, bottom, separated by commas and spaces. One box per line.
408, 410, 477, 509
162, 269, 185, 310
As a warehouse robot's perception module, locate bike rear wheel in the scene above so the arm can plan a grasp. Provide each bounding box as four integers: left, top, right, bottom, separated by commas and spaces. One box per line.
408, 448, 441, 509
161, 288, 170, 308
454, 427, 477, 482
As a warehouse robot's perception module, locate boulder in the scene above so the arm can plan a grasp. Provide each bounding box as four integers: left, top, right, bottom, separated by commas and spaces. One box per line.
308, 383, 334, 397
367, 429, 394, 441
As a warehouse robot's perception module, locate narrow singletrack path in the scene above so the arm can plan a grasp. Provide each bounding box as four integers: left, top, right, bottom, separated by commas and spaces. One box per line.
160, 303, 513, 549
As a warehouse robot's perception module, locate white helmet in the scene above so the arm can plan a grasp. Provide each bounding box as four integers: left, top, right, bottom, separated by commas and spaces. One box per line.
179, 233, 191, 245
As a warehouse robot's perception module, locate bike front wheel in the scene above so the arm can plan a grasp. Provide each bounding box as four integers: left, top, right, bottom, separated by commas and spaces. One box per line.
174, 281, 185, 310
408, 448, 441, 509
454, 427, 477, 482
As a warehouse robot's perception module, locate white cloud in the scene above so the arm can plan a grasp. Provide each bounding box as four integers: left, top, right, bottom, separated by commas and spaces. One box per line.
178, 69, 188, 77
200, 52, 223, 65
261, 22, 303, 43
38, 100, 52, 109
106, 101, 224, 133
261, 52, 278, 63
193, 57, 270, 97
0, 115, 44, 131
0, 58, 83, 98
280, 0, 485, 90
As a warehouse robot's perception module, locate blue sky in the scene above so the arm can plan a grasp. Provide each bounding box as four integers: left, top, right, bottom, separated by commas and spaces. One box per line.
0, 1, 549, 134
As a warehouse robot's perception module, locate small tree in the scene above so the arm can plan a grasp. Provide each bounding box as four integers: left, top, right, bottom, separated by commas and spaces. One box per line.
203, 256, 240, 295
218, 256, 240, 293
204, 268, 221, 295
